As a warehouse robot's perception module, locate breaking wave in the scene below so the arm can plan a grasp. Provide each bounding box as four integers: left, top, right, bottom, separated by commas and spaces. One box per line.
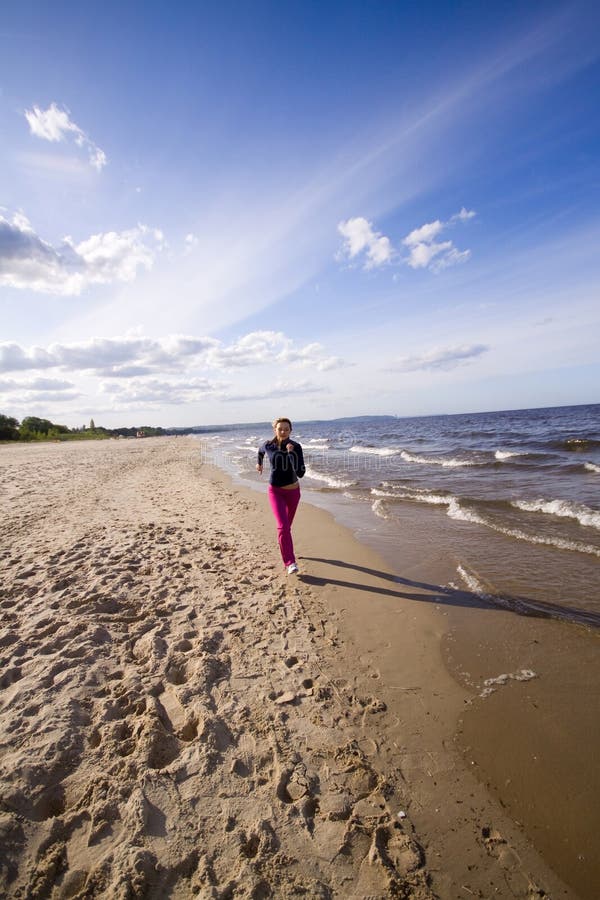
371, 498, 392, 519
512, 498, 600, 530
554, 438, 600, 452
305, 467, 355, 489
448, 501, 600, 556
494, 449, 525, 460
400, 450, 481, 467
371, 487, 453, 506
350, 445, 400, 456
370, 487, 600, 556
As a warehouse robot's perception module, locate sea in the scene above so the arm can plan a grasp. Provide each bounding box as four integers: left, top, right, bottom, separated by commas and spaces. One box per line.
198, 403, 600, 629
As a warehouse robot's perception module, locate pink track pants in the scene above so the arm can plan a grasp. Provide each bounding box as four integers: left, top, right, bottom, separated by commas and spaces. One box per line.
268, 485, 301, 567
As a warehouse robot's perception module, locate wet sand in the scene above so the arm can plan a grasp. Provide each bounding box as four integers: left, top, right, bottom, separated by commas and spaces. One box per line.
0, 437, 587, 898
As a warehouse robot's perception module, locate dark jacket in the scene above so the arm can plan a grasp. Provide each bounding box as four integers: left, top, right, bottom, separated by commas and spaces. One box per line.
258, 439, 306, 487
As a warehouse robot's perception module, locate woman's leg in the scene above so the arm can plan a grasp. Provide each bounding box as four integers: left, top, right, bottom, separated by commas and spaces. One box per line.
284, 486, 301, 527
267, 486, 300, 566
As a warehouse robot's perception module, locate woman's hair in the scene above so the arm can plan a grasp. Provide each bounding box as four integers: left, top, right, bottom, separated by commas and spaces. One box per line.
271, 417, 292, 447
272, 416, 292, 432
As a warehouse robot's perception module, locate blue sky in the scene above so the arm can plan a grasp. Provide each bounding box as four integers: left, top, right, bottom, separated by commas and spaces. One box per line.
1, 1, 599, 427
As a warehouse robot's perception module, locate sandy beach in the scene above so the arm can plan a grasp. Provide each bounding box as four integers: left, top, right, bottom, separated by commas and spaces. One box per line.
0, 437, 589, 898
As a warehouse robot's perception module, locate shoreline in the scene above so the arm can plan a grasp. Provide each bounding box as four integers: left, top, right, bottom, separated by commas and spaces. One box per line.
217, 439, 600, 898
0, 437, 587, 897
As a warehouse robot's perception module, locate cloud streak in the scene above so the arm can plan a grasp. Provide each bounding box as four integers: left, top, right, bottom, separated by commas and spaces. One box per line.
388, 343, 489, 372
24, 102, 107, 171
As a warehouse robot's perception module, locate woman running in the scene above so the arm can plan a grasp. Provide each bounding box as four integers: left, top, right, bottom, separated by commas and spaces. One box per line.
256, 417, 305, 574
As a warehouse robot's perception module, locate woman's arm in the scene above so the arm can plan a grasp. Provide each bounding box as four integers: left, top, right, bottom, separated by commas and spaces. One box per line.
287, 441, 305, 478
256, 443, 265, 473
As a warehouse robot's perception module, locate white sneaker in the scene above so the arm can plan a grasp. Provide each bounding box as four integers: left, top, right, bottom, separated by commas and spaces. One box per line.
287, 563, 299, 575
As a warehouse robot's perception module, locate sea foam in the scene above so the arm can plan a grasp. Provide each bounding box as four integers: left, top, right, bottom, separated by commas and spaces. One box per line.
371, 487, 453, 506
305, 467, 354, 489
513, 498, 600, 530
370, 488, 600, 554
451, 504, 600, 556
400, 450, 479, 467
371, 498, 392, 519
350, 445, 400, 456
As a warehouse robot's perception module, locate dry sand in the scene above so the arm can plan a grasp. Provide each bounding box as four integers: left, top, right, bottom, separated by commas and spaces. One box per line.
0, 437, 579, 898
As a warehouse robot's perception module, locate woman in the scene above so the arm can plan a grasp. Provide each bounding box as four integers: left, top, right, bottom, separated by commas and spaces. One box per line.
256, 417, 305, 574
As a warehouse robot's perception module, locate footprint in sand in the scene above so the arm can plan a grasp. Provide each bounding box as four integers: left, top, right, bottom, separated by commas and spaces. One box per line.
481, 826, 547, 897
231, 732, 257, 778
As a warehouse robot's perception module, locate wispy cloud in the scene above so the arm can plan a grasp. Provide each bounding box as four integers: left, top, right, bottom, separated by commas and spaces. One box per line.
388, 343, 489, 372
184, 233, 198, 254
0, 331, 345, 376
0, 376, 75, 392
221, 379, 327, 403
24, 102, 107, 171
93, 375, 329, 411
0, 375, 80, 406
100, 377, 226, 407
0, 212, 164, 295
205, 331, 344, 371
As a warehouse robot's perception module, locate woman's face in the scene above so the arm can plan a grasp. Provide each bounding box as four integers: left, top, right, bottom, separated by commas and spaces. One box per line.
274, 420, 291, 442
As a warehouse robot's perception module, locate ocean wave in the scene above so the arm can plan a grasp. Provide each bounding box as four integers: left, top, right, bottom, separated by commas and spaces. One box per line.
371, 498, 392, 519
307, 438, 330, 446
447, 499, 486, 525
584, 462, 600, 474
449, 501, 600, 556
494, 449, 525, 460
456, 565, 496, 602
371, 487, 600, 544
350, 445, 400, 456
305, 467, 355, 489
371, 487, 454, 506
400, 450, 480, 467
512, 498, 600, 530
553, 438, 600, 452
455, 565, 600, 628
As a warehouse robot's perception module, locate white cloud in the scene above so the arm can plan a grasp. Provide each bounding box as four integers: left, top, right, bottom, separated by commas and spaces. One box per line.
0, 374, 80, 407
451, 207, 477, 223
432, 246, 471, 271
205, 331, 345, 372
0, 212, 163, 295
388, 343, 489, 371
402, 208, 476, 271
338, 208, 475, 274
337, 217, 393, 269
0, 376, 74, 392
99, 377, 225, 407
404, 239, 453, 269
0, 331, 345, 377
403, 220, 445, 246
24, 102, 107, 171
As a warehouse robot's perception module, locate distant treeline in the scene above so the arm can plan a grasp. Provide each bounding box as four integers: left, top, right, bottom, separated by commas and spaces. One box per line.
0, 414, 170, 442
